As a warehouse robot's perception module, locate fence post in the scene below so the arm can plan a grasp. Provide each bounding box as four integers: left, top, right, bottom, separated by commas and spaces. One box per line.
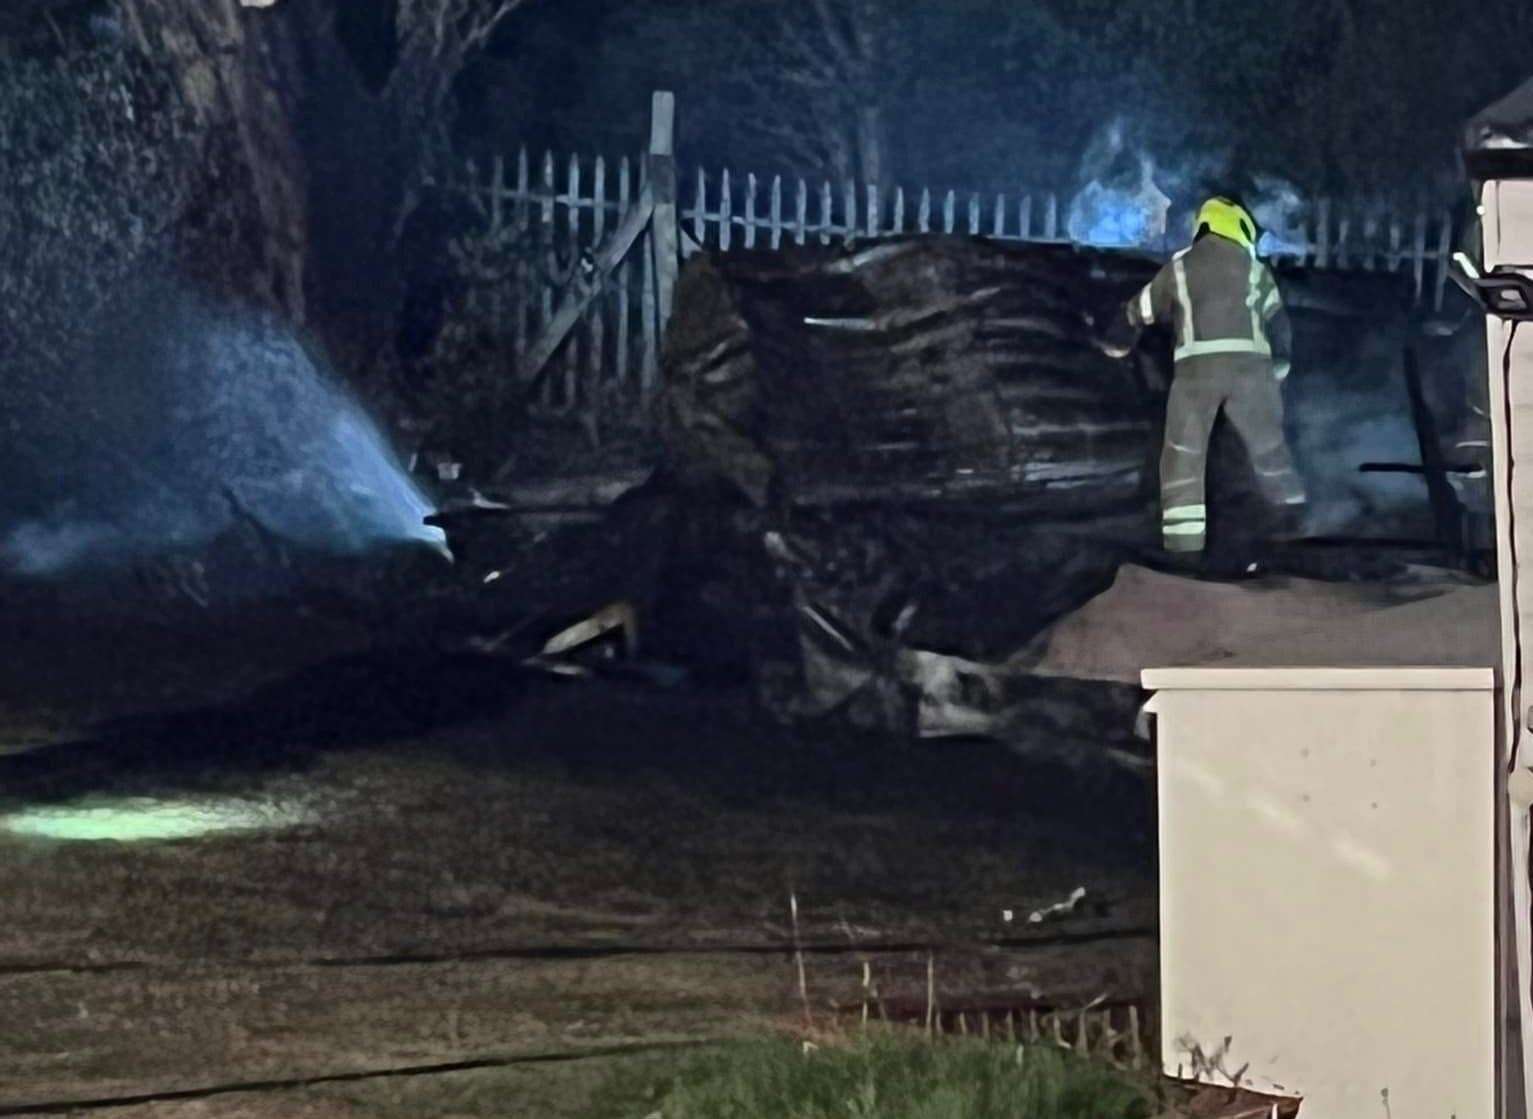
648, 91, 680, 371
993, 192, 1005, 238
490, 154, 505, 409
1434, 210, 1454, 311
795, 178, 808, 246
640, 154, 657, 395
770, 175, 783, 250
616, 156, 632, 390
1045, 193, 1058, 240
943, 190, 956, 234
1316, 197, 1331, 270
1020, 194, 1032, 240
1412, 209, 1428, 302
719, 168, 733, 251
919, 188, 931, 234
513, 148, 530, 383
541, 151, 557, 409
745, 172, 758, 249
968, 192, 980, 235
694, 167, 707, 249
820, 181, 833, 245
564, 153, 582, 411
587, 154, 607, 440
866, 182, 880, 237
893, 186, 905, 233
844, 180, 857, 243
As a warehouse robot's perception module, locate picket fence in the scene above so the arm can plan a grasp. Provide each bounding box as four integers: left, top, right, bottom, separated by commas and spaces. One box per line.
435, 145, 1463, 436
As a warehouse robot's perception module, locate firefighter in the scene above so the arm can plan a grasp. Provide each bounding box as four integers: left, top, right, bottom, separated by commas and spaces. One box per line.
1101, 194, 1307, 559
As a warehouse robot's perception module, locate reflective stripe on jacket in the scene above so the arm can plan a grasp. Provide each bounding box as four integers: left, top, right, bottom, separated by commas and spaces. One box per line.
1124, 233, 1291, 366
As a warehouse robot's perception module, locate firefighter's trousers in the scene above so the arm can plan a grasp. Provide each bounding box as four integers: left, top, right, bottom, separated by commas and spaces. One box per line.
1160, 354, 1306, 553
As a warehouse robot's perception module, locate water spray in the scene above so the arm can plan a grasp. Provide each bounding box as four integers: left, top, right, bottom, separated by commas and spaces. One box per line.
0, 284, 450, 580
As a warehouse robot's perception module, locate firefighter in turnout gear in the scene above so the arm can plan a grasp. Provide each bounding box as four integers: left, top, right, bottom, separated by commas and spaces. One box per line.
1102, 195, 1307, 557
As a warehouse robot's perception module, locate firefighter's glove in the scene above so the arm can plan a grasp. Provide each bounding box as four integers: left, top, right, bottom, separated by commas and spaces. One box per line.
1274, 360, 1291, 383
1096, 310, 1137, 360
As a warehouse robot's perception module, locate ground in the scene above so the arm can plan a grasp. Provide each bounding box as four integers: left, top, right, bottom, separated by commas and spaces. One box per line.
0, 597, 1156, 1117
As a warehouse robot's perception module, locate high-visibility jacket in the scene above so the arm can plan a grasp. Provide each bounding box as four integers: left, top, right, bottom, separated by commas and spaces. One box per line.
1119, 233, 1293, 369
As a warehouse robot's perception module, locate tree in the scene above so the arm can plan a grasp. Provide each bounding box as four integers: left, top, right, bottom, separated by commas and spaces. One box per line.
739, 0, 902, 185
0, 40, 205, 380
533, 0, 1084, 193
111, 0, 526, 346
1286, 0, 1533, 201
547, 0, 909, 185
1039, 0, 1533, 202
479, 0, 1528, 208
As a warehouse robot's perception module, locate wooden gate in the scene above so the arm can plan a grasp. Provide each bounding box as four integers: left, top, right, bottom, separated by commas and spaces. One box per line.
435, 92, 682, 456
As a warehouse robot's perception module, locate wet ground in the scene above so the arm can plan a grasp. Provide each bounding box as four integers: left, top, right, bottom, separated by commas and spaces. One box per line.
0, 582, 1155, 1117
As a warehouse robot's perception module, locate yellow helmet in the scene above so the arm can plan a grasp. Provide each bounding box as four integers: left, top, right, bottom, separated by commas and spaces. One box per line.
1194, 196, 1259, 251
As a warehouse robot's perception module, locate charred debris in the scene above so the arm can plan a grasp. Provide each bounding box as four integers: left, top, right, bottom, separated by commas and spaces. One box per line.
417, 235, 1489, 773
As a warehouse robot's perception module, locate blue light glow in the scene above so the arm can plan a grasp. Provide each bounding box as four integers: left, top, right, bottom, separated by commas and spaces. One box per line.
1067, 179, 1169, 248
1067, 148, 1171, 249
1063, 121, 1314, 260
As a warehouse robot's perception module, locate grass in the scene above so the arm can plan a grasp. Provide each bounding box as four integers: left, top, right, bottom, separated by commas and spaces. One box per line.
585, 1029, 1159, 1119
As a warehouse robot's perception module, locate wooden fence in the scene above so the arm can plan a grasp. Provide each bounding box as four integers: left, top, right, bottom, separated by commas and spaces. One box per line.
435, 137, 1463, 437
439, 148, 662, 434
685, 174, 1460, 304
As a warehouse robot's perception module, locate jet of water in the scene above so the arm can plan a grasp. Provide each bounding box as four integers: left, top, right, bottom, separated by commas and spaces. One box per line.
0, 282, 449, 578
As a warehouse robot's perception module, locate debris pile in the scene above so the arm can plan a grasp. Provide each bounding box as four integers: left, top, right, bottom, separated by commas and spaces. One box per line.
438, 235, 1490, 772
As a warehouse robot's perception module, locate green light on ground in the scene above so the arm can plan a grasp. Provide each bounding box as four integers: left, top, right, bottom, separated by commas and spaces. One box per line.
2, 797, 309, 842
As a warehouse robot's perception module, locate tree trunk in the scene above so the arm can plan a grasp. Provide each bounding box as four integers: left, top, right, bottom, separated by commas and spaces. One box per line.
827, 131, 855, 185
856, 102, 886, 187
113, 0, 522, 381
850, 0, 887, 186
117, 0, 310, 321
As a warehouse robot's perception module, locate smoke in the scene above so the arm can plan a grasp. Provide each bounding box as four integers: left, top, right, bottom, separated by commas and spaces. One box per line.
1065, 123, 1171, 247
1065, 118, 1310, 258
1284, 328, 1434, 540
1247, 174, 1308, 259
1, 282, 446, 579
1068, 157, 1171, 247
1291, 406, 1425, 537
3, 515, 121, 577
